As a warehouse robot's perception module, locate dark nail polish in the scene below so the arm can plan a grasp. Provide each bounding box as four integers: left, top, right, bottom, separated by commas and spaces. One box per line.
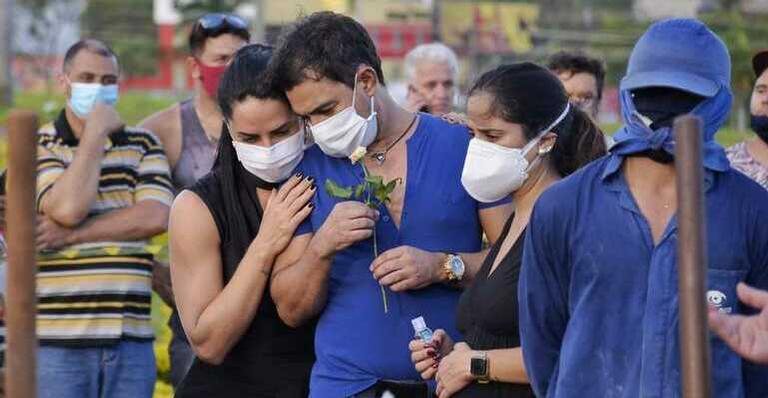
432, 363, 439, 369
296, 172, 303, 178
308, 203, 314, 209
307, 176, 315, 183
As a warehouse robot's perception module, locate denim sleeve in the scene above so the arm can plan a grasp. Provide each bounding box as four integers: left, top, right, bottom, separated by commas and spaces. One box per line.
518, 197, 571, 397
743, 194, 768, 396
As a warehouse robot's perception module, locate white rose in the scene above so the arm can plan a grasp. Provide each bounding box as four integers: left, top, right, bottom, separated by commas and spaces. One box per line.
349, 146, 367, 164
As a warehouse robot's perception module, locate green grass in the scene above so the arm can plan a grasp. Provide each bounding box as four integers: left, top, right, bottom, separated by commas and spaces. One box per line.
716, 128, 753, 148
0, 90, 180, 127
599, 123, 752, 148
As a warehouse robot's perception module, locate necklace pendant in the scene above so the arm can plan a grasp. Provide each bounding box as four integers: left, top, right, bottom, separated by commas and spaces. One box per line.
373, 152, 386, 164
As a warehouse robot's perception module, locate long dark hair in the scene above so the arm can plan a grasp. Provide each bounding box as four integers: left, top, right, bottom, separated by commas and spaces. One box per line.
469, 62, 607, 177
214, 43, 283, 175
210, 43, 286, 263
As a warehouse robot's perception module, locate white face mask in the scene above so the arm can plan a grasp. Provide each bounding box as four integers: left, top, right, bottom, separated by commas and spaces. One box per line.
461, 104, 570, 203
230, 126, 307, 183
309, 73, 377, 158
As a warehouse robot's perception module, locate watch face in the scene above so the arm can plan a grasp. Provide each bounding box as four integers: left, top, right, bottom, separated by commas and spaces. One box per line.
471, 356, 488, 377
451, 256, 464, 274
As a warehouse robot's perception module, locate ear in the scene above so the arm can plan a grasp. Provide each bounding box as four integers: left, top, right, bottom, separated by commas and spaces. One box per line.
406, 84, 419, 99
187, 56, 201, 80
357, 66, 379, 97
539, 132, 558, 154
58, 72, 70, 96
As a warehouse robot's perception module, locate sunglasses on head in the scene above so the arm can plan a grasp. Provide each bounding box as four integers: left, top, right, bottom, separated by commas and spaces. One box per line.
197, 13, 248, 31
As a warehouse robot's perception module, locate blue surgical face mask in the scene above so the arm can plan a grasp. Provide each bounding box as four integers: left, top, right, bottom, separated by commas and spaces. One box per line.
68, 82, 119, 118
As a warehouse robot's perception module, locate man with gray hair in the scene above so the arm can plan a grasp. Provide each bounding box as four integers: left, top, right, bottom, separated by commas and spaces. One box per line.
403, 42, 458, 116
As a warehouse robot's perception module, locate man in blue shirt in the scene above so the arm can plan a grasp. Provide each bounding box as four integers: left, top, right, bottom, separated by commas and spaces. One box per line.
268, 12, 511, 398
709, 283, 768, 366
519, 19, 768, 398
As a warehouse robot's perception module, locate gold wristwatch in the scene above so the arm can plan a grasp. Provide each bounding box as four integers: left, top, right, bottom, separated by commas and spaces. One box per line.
442, 253, 465, 283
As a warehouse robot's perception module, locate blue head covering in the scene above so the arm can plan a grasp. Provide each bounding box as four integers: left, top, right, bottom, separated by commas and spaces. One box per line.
612, 18, 732, 172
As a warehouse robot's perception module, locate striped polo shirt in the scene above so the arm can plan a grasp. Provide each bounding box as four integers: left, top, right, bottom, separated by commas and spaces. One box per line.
35, 110, 173, 347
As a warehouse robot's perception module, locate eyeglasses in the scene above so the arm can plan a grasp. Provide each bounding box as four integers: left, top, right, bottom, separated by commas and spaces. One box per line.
197, 13, 248, 31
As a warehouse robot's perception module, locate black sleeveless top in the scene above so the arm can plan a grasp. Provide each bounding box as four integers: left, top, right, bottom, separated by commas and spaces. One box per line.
175, 168, 315, 398
454, 214, 534, 398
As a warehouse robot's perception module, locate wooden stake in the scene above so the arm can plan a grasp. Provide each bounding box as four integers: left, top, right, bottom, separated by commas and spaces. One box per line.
674, 114, 711, 398
5, 110, 39, 398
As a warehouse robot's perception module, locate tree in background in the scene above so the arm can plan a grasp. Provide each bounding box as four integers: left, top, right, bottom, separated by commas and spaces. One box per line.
175, 0, 248, 22
536, 0, 768, 131
703, 9, 768, 130
81, 0, 157, 77
17, 0, 84, 91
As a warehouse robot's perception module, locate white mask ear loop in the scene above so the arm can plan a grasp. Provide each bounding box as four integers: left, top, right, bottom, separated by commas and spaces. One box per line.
352, 69, 376, 119
369, 94, 375, 118
523, 103, 571, 156
519, 102, 570, 168
541, 103, 571, 136
352, 71, 359, 104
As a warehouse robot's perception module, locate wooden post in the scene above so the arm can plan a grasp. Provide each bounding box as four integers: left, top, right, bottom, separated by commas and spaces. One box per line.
5, 110, 39, 398
674, 115, 711, 398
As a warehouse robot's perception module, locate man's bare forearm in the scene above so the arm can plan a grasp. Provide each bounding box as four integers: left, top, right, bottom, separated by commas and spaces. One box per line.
69, 200, 169, 245
41, 133, 107, 226
271, 237, 334, 327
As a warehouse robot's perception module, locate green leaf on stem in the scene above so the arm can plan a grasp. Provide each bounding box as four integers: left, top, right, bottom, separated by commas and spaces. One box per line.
325, 179, 353, 199
384, 178, 400, 195
365, 175, 384, 186
354, 183, 366, 200
371, 177, 401, 204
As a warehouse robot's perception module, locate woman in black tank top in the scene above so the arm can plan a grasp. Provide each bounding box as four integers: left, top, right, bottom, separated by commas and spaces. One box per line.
408, 64, 607, 397
170, 44, 316, 397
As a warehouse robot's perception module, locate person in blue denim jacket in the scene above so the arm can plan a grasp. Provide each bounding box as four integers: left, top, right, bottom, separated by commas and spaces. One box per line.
709, 282, 768, 366
519, 18, 768, 398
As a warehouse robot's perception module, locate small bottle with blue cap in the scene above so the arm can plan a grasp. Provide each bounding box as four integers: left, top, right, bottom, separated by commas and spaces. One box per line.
411, 316, 433, 344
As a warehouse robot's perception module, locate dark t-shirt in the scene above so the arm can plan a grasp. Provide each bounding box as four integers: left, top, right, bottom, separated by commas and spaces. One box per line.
455, 213, 534, 398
